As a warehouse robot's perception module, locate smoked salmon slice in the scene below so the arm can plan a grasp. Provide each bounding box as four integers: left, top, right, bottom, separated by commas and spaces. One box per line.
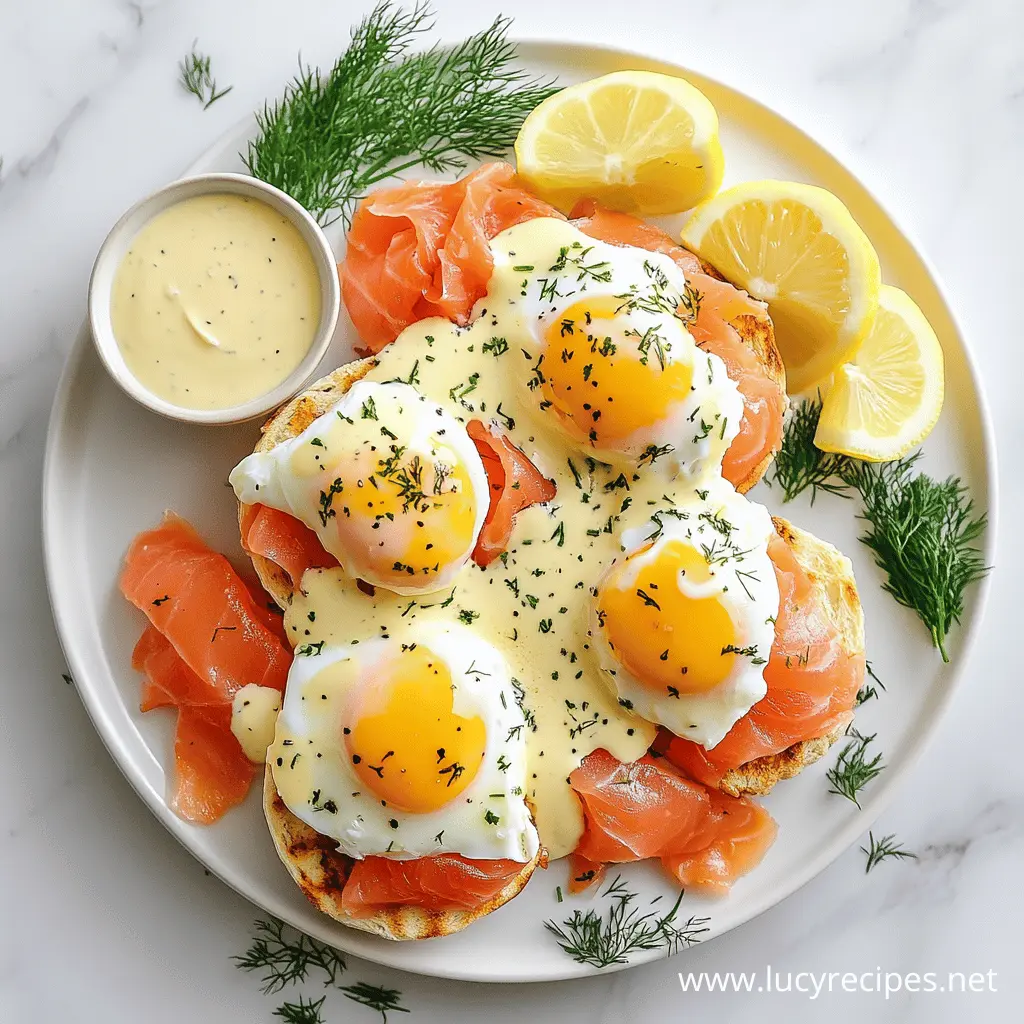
341, 854, 524, 915
572, 750, 712, 863
122, 514, 291, 824
570, 749, 776, 895
171, 703, 256, 825
133, 625, 212, 712
567, 851, 606, 895
569, 199, 704, 276
341, 162, 564, 352
240, 503, 340, 588
468, 421, 557, 567
121, 513, 291, 700
661, 789, 778, 897
662, 532, 864, 786
571, 199, 786, 489
132, 624, 257, 823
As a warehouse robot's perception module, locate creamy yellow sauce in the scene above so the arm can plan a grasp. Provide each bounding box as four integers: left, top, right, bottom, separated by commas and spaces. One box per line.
231, 684, 282, 763
110, 193, 321, 410
274, 218, 755, 858
271, 660, 358, 814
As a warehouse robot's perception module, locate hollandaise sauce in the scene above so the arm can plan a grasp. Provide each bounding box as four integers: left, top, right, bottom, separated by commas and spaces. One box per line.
110, 193, 321, 410
233, 218, 780, 861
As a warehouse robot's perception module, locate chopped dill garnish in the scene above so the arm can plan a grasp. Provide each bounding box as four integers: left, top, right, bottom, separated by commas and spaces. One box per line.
245, 3, 559, 225
856, 660, 886, 705
840, 454, 989, 662
639, 443, 674, 467
341, 981, 410, 1022
826, 728, 885, 807
235, 918, 409, 1020
861, 831, 918, 873
549, 242, 613, 283
272, 995, 326, 1024
178, 42, 233, 109
449, 372, 480, 404
855, 684, 878, 706
544, 875, 709, 968
767, 396, 852, 504
678, 280, 702, 324
233, 918, 346, 994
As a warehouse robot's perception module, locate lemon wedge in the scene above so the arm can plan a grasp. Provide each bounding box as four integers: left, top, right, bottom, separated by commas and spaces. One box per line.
514, 70, 725, 216
815, 285, 944, 461
680, 180, 881, 394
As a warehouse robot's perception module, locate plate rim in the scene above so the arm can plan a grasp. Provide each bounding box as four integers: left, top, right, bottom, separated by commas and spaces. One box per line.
41, 37, 998, 983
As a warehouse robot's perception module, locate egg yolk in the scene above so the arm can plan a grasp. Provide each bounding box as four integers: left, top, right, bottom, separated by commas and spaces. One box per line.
596, 540, 737, 695
541, 297, 693, 447
298, 441, 479, 589
344, 646, 487, 813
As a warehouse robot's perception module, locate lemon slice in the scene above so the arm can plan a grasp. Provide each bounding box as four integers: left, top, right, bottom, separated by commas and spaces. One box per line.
815, 285, 944, 461
514, 70, 725, 216
680, 180, 881, 394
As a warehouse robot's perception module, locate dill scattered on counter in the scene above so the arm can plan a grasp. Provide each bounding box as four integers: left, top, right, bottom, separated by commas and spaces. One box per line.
244, 2, 559, 225
341, 982, 410, 1022
272, 995, 327, 1024
545, 875, 709, 968
861, 831, 918, 873
235, 918, 409, 1020
178, 43, 233, 109
234, 918, 346, 994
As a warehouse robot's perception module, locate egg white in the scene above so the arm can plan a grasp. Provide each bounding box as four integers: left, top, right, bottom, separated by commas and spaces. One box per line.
269, 622, 539, 863
592, 480, 780, 748
496, 220, 745, 479
229, 380, 490, 595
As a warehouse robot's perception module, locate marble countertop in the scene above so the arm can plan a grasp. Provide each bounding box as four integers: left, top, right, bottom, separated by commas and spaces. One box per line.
2, 0, 1021, 1020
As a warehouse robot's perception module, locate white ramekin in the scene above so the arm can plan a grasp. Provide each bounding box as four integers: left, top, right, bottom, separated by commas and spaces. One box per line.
88, 172, 341, 425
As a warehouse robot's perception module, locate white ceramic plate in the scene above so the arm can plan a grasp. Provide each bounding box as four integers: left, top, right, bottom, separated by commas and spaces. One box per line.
43, 42, 996, 982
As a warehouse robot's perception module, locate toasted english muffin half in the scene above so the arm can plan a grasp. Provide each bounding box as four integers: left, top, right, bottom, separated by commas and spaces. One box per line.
716, 516, 864, 798
262, 766, 541, 941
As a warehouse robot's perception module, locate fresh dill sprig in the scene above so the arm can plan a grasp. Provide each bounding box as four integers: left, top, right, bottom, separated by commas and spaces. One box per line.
826, 728, 885, 807
840, 455, 989, 662
341, 982, 410, 1022
767, 396, 988, 659
544, 875, 708, 968
245, 2, 559, 225
178, 43, 233, 109
233, 918, 346, 994
273, 995, 327, 1024
861, 831, 918, 873
766, 396, 851, 504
